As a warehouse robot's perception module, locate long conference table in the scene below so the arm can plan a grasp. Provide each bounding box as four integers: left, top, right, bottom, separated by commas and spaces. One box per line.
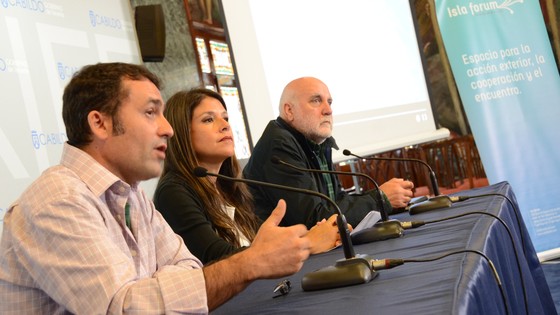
212, 182, 556, 314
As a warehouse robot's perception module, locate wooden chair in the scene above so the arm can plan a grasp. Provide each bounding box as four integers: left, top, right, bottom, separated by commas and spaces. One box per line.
355, 146, 436, 196
419, 138, 459, 190
358, 149, 411, 190
451, 135, 488, 189
336, 135, 489, 196
419, 135, 488, 192
334, 160, 359, 193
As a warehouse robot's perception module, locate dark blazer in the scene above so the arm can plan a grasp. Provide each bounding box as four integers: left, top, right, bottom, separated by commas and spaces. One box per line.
153, 171, 245, 264
243, 117, 387, 228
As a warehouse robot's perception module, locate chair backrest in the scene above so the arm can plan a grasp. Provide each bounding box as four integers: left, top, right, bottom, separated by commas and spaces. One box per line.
451, 135, 487, 188
335, 135, 488, 195
352, 147, 434, 194
419, 138, 460, 189
334, 161, 358, 193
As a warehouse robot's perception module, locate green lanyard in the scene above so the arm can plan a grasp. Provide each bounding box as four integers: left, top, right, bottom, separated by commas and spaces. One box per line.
311, 141, 335, 200
124, 203, 132, 230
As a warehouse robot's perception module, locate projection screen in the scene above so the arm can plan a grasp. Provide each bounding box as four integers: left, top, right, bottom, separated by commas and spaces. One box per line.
219, 0, 449, 162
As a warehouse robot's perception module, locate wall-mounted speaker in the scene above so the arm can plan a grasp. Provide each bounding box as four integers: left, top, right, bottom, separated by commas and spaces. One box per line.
135, 5, 166, 62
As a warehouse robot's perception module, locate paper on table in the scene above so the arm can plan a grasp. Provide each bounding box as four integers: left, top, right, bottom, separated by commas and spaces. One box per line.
324, 210, 382, 252
350, 211, 381, 236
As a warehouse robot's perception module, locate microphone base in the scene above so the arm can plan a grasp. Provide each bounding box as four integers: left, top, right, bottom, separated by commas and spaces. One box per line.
301, 255, 377, 291
351, 220, 404, 245
409, 196, 452, 215
389, 207, 408, 215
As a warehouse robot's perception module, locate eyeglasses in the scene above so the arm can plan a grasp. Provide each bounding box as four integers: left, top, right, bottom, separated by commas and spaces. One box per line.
273, 279, 291, 298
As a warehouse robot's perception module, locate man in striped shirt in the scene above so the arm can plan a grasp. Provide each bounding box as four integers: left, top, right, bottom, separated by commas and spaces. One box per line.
0, 63, 310, 314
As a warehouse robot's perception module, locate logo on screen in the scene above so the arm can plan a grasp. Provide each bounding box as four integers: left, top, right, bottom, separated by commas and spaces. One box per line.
0, 58, 6, 72
1, 0, 45, 12
57, 62, 78, 81
31, 130, 67, 149
89, 10, 122, 29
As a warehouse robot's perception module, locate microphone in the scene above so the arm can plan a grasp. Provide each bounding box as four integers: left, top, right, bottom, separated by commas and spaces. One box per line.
407, 195, 468, 214
271, 156, 416, 244
342, 149, 441, 196
193, 166, 377, 290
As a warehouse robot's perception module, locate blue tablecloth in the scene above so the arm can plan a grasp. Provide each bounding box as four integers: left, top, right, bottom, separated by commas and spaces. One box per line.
212, 182, 555, 314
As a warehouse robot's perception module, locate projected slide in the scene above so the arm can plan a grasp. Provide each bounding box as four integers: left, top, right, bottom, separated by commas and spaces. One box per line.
220, 0, 449, 161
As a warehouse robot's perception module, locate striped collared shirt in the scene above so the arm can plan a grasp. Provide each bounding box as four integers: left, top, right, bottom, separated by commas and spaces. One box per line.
0, 143, 207, 314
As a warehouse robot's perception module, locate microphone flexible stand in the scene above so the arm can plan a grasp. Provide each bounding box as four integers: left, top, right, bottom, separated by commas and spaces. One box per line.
270, 157, 405, 244
193, 166, 378, 291
343, 149, 441, 197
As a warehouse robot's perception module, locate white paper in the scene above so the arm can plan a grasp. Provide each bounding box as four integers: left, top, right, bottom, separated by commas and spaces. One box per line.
350, 211, 381, 236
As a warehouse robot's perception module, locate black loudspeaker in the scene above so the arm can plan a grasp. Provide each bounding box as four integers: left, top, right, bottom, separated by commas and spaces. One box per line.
135, 5, 166, 62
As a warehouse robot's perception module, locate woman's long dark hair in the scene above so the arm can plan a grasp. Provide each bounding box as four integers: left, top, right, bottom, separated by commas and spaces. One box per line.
161, 88, 259, 246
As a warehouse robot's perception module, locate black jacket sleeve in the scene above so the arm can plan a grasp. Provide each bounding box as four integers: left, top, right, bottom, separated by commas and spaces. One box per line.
153, 173, 244, 264
244, 133, 332, 228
